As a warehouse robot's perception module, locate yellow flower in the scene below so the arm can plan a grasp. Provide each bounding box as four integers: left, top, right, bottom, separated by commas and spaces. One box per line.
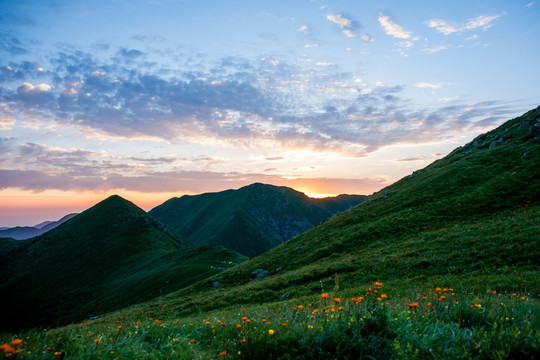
268, 329, 275, 336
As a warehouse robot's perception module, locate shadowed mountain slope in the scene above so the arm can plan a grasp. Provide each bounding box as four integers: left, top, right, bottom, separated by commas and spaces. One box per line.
0, 195, 246, 331
150, 183, 367, 257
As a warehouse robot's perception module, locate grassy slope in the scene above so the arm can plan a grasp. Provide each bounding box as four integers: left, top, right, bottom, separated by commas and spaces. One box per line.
0, 196, 247, 332
1, 107, 539, 359
150, 183, 367, 257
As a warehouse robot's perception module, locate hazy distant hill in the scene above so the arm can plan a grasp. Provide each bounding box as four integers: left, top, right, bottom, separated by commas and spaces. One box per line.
150, 183, 367, 257
0, 195, 246, 331
0, 213, 77, 240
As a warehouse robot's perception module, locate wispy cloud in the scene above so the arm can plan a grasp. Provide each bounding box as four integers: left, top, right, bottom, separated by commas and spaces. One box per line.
416, 82, 442, 89
378, 13, 412, 39
426, 13, 503, 35
326, 13, 360, 38
423, 45, 448, 54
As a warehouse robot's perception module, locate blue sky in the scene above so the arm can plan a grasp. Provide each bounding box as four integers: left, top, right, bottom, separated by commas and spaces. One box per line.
1, 0, 539, 226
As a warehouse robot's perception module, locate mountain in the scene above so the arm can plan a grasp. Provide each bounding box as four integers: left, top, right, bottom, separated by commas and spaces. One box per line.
0, 213, 77, 240
0, 195, 246, 331
149, 183, 367, 257
138, 106, 540, 321
0, 107, 538, 359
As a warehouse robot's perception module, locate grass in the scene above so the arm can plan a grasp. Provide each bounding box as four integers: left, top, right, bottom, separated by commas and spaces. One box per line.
1, 280, 537, 359
1, 106, 539, 358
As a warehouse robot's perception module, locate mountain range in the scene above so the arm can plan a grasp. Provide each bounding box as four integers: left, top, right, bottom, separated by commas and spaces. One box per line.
0, 213, 77, 240
150, 183, 367, 257
0, 105, 538, 350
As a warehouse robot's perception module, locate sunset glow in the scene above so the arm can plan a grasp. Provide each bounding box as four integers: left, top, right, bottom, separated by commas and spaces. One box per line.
1, 0, 539, 226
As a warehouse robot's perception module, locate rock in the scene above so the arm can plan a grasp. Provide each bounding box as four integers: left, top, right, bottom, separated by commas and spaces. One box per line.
489, 138, 504, 148
250, 268, 269, 280
257, 270, 269, 279
519, 120, 531, 129
531, 121, 540, 139
473, 139, 484, 146
213, 281, 219, 288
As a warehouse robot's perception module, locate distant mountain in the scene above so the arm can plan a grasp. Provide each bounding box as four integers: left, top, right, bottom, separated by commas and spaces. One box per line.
0, 213, 77, 240
0, 195, 246, 331
150, 183, 368, 257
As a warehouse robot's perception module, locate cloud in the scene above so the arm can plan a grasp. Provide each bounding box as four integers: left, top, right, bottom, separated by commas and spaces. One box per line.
525, 2, 535, 7
423, 45, 448, 54
0, 46, 520, 165
426, 13, 503, 35
326, 13, 361, 38
416, 82, 442, 89
378, 13, 412, 39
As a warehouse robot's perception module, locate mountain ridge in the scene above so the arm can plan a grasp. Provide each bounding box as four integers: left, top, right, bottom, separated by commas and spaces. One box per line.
0, 195, 246, 331
150, 183, 367, 257
0, 213, 78, 240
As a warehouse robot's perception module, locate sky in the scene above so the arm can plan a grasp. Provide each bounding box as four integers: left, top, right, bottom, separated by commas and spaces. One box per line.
1, 0, 539, 227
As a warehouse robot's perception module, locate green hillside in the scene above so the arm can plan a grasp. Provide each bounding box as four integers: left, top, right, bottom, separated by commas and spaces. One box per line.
0, 195, 247, 332
150, 183, 367, 257
1, 107, 538, 359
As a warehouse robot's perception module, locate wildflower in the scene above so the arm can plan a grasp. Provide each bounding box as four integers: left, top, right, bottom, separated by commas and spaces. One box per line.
240, 338, 247, 344
268, 329, 275, 335
407, 303, 419, 309
337, 306, 344, 312
435, 287, 442, 292
189, 323, 194, 327
136, 322, 142, 326
188, 339, 195, 344
470, 304, 482, 309
241, 316, 248, 322
261, 319, 267, 324
281, 323, 288, 328
236, 324, 242, 329
10, 339, 22, 347
220, 350, 228, 356
118, 325, 123, 330
246, 319, 251, 323
205, 321, 211, 325
321, 293, 330, 300
380, 294, 388, 300
333, 298, 341, 304
54, 351, 63, 357
352, 296, 364, 304
438, 296, 446, 301
427, 302, 432, 307
375, 282, 383, 288
298, 305, 304, 309
0, 344, 16, 354
312, 309, 319, 314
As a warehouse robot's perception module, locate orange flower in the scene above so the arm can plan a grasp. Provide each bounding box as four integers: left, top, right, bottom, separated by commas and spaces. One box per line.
241, 316, 248, 322
407, 303, 419, 309
352, 296, 364, 304
312, 309, 319, 314
261, 319, 267, 324
333, 297, 341, 304
374, 282, 383, 289
240, 338, 247, 344
298, 305, 304, 309
470, 304, 482, 309
438, 296, 446, 301
219, 350, 228, 356
246, 319, 251, 323
281, 323, 288, 328
10, 339, 22, 347
205, 321, 211, 325
189, 339, 195, 344
54, 351, 63, 357
118, 325, 123, 330
435, 287, 442, 292
380, 294, 388, 300
0, 344, 16, 354
321, 293, 330, 300
337, 306, 344, 312
236, 324, 242, 329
